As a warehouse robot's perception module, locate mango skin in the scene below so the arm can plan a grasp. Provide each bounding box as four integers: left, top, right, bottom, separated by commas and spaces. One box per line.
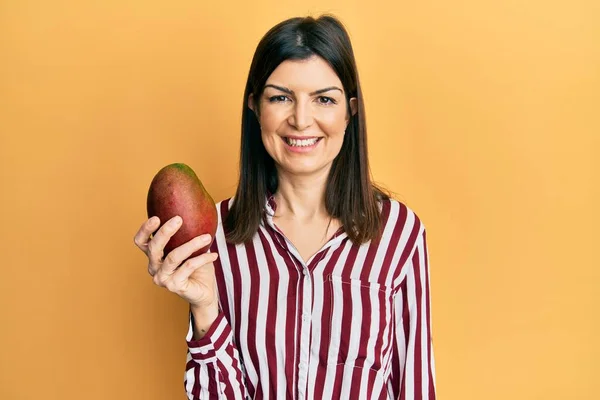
146, 163, 218, 259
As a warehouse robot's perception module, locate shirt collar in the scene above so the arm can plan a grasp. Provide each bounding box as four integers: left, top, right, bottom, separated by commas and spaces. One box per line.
262, 191, 348, 243
265, 191, 277, 217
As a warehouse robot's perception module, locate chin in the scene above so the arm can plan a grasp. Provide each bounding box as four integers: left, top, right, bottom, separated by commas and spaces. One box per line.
278, 162, 331, 177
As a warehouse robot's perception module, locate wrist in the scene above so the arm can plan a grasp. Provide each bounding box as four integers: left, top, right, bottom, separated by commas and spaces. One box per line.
190, 301, 219, 340
190, 297, 219, 314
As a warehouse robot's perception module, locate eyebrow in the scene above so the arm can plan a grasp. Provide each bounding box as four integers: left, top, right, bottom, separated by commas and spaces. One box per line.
264, 84, 343, 96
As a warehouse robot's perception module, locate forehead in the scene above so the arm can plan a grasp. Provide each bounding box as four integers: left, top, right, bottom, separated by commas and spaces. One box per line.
265, 56, 343, 91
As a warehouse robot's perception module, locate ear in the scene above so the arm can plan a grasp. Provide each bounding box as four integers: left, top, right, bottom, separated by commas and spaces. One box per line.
349, 97, 358, 116
345, 97, 358, 126
248, 93, 258, 115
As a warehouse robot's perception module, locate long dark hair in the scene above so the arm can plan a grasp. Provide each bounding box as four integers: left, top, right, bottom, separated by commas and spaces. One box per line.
225, 14, 389, 245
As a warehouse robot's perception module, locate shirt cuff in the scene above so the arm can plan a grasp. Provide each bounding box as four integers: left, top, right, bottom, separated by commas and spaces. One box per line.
186, 310, 232, 364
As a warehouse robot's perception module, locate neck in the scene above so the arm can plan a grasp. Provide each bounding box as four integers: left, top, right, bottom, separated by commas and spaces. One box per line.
273, 168, 330, 222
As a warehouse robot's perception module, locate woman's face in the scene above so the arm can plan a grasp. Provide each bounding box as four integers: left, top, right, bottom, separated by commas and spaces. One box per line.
250, 56, 357, 178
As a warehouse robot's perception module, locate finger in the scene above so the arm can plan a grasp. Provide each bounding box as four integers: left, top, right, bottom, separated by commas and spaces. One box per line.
133, 217, 160, 252
147, 215, 182, 264
170, 251, 219, 288
160, 234, 213, 276
153, 251, 217, 290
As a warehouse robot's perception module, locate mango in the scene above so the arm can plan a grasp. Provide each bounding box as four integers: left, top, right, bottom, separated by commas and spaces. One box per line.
146, 163, 218, 259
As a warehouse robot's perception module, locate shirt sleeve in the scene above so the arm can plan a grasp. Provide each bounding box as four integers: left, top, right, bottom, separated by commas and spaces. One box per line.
390, 228, 437, 399
184, 309, 249, 399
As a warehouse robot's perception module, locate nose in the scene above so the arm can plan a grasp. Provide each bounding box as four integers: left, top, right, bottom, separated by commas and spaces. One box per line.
288, 101, 314, 131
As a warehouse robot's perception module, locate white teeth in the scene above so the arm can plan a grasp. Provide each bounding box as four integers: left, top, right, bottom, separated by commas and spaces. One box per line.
285, 137, 319, 147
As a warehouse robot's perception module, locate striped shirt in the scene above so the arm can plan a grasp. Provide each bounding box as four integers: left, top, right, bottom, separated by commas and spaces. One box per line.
184, 195, 436, 399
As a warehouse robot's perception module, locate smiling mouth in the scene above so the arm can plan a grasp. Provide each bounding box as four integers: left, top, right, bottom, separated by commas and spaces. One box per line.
282, 137, 323, 147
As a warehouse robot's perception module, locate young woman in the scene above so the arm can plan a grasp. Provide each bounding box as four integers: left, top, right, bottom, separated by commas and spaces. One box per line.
134, 14, 436, 399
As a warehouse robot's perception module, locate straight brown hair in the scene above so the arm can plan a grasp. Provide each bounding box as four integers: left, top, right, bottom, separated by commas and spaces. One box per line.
225, 15, 389, 245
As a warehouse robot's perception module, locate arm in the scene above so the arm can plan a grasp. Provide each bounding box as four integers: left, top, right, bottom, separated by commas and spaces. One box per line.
184, 308, 249, 399
390, 228, 436, 399
133, 209, 246, 397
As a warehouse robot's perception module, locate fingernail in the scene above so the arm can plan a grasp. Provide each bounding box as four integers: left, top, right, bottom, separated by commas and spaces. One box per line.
170, 216, 182, 227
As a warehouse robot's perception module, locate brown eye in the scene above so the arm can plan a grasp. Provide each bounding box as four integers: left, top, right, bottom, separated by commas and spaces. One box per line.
269, 95, 290, 103
317, 96, 336, 105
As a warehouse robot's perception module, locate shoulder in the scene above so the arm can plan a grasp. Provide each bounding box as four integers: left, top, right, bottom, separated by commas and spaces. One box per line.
379, 197, 426, 245
208, 197, 236, 249
214, 197, 235, 225
377, 198, 429, 286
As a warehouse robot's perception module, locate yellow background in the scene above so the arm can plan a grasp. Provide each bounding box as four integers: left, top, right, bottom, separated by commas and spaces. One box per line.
1, 0, 598, 399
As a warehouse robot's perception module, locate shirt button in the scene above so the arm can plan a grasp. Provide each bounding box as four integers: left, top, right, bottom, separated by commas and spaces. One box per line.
303, 269, 309, 276
302, 313, 310, 321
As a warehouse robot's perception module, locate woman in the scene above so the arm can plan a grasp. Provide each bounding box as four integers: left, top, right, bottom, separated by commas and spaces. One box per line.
134, 15, 436, 399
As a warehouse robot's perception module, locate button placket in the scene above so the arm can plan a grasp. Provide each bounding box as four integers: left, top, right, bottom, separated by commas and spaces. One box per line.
297, 267, 312, 399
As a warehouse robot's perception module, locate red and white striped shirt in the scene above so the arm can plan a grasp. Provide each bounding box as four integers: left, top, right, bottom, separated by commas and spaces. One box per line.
184, 195, 436, 399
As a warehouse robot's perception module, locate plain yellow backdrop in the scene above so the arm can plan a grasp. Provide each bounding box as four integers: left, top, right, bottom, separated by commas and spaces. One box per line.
1, 0, 598, 399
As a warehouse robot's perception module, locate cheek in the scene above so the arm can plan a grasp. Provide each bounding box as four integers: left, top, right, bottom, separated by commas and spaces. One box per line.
259, 104, 287, 130
319, 108, 348, 136
260, 131, 278, 154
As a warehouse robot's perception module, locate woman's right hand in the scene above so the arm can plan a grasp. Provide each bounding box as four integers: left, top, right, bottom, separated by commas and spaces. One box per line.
133, 215, 219, 310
